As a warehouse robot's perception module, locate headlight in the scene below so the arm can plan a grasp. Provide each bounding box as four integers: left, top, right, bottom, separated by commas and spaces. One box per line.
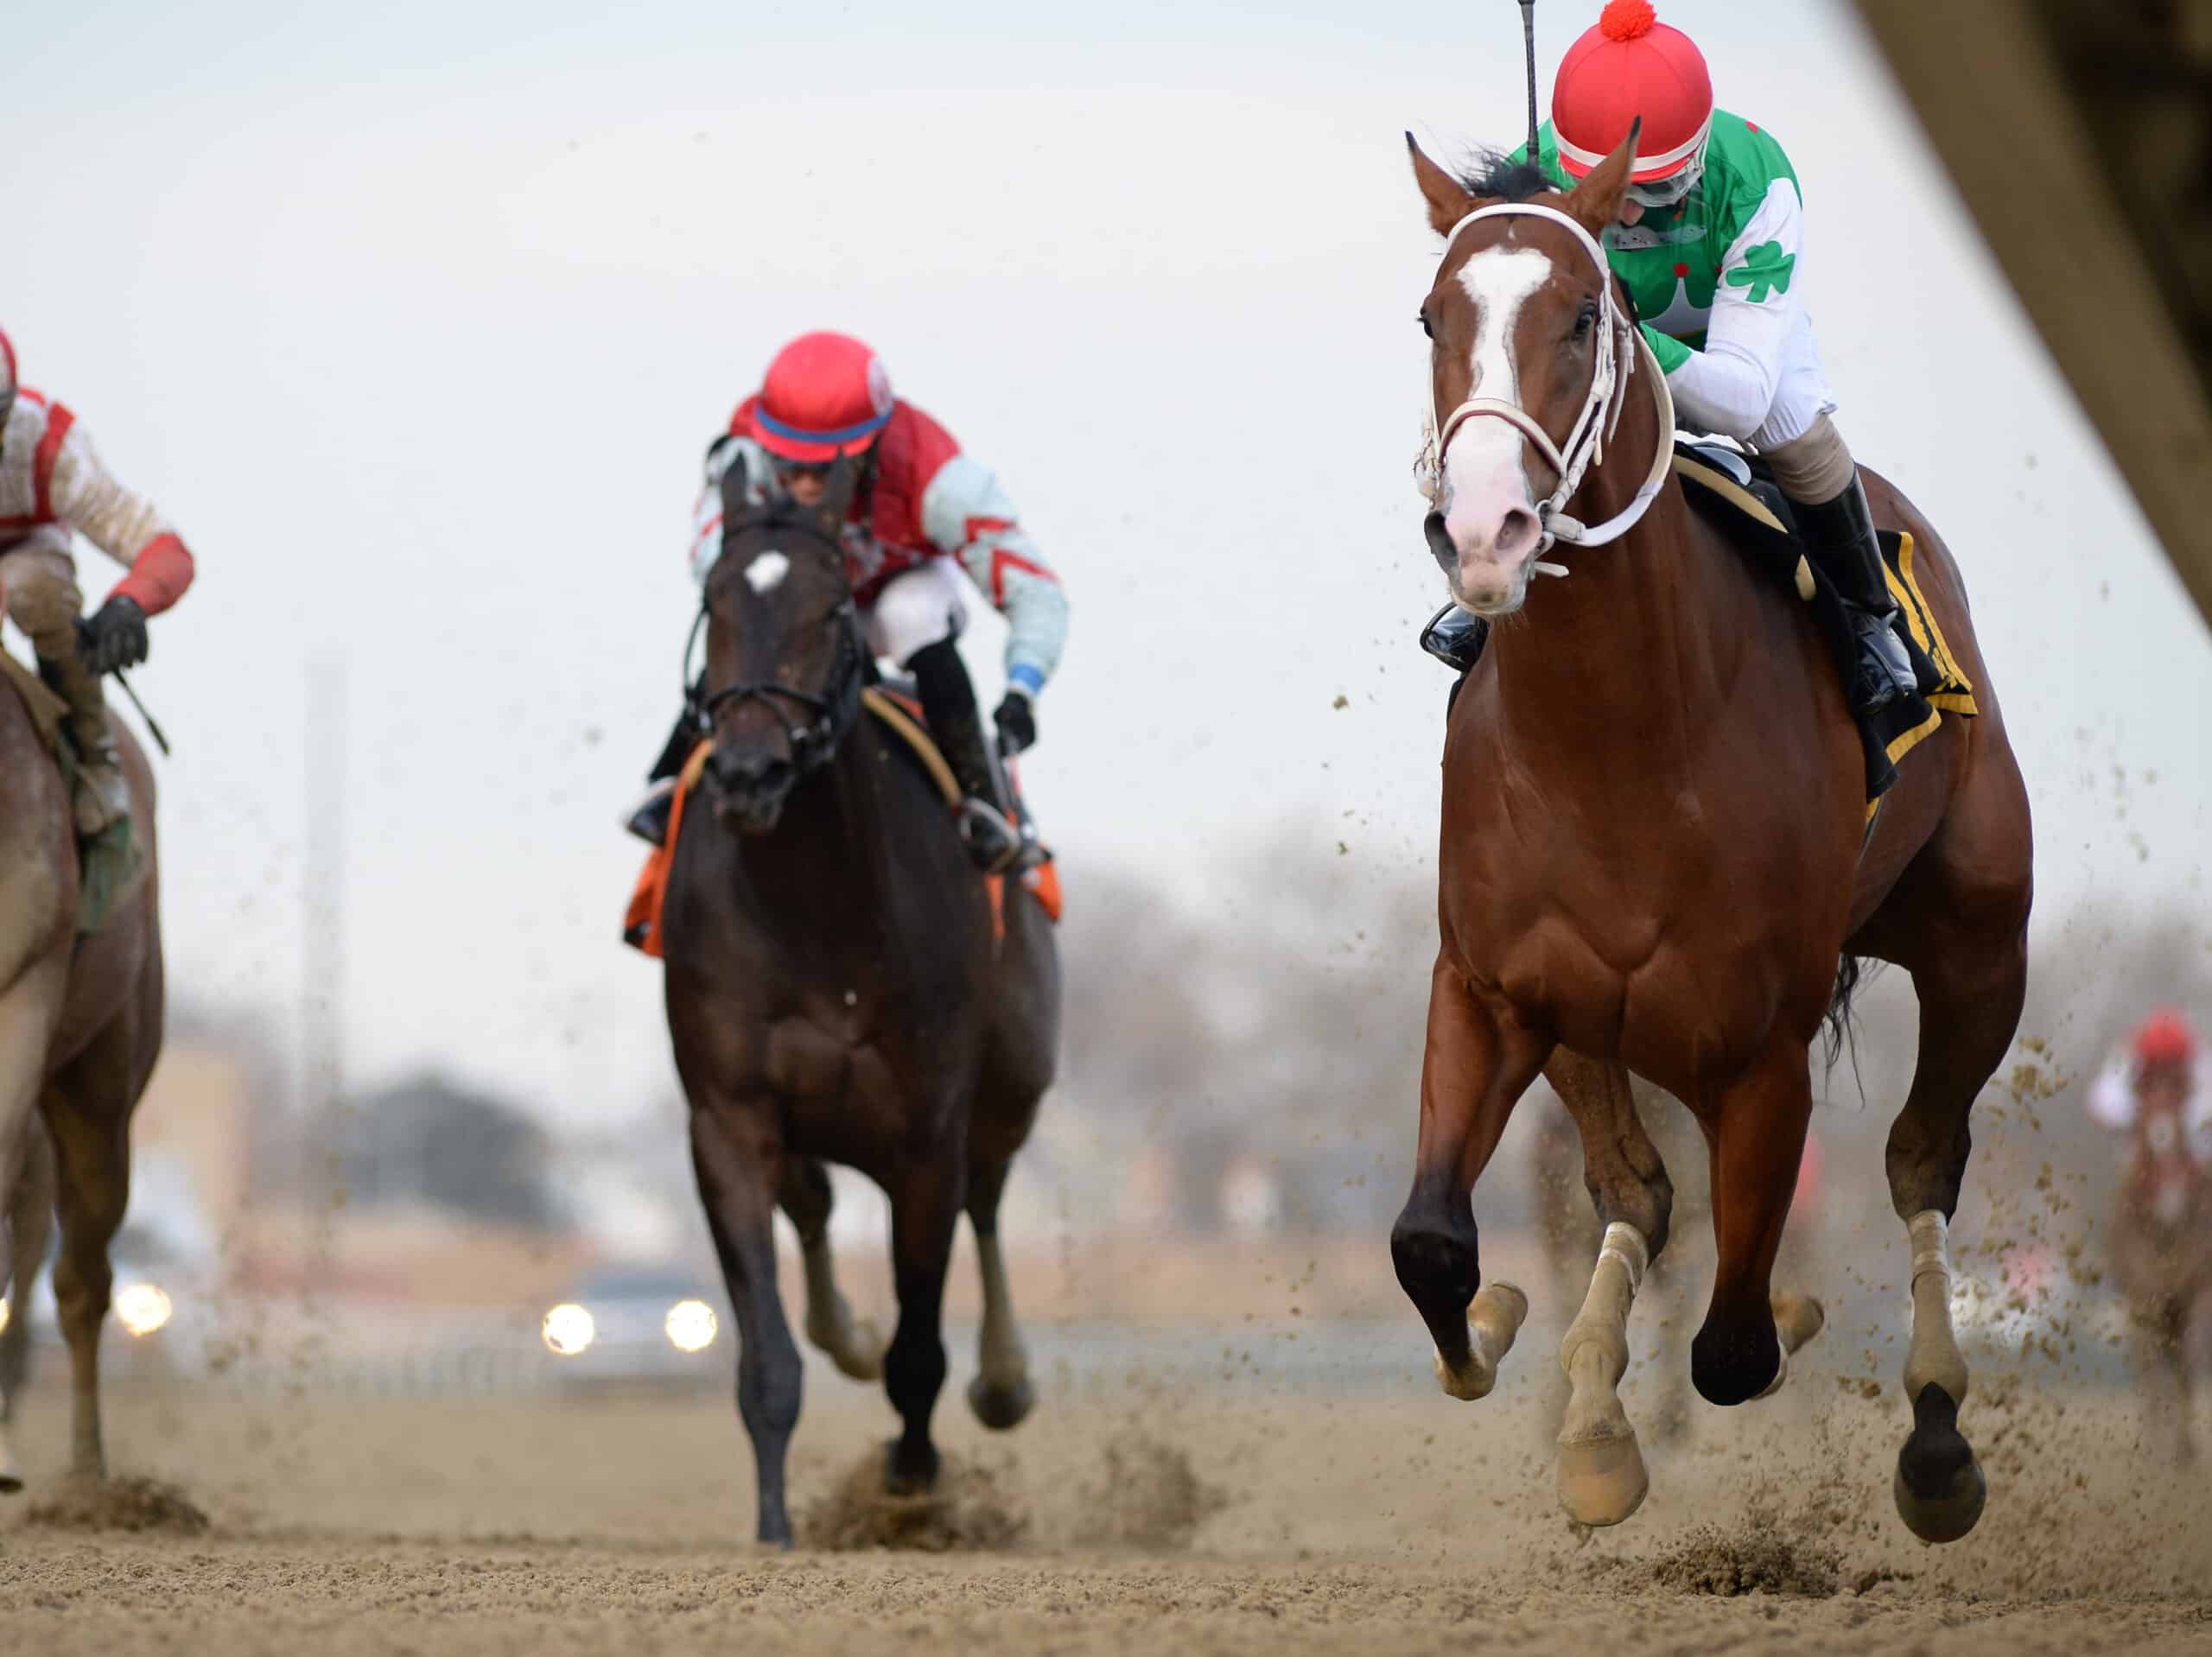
664, 1298, 717, 1352
114, 1283, 174, 1337
542, 1303, 596, 1355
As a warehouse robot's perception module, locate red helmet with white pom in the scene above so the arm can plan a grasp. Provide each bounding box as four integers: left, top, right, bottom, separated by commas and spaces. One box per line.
747, 331, 895, 465
1553, 0, 1713, 189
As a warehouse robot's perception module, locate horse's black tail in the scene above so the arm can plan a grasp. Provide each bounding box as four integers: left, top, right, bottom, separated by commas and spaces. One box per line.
1821, 953, 1869, 1076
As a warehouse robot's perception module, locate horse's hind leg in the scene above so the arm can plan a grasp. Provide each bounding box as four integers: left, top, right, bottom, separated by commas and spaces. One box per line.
1545, 1051, 1676, 1526
881, 1159, 963, 1495
1878, 918, 2025, 1540
690, 1101, 804, 1546
43, 1053, 140, 1482
963, 1153, 1034, 1432
779, 1158, 884, 1382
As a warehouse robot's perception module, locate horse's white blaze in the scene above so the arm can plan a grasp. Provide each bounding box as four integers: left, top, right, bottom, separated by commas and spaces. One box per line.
744, 550, 791, 594
1439, 246, 1552, 612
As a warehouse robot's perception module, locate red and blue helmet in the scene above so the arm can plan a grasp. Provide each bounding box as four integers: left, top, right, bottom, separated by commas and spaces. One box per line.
747, 331, 895, 465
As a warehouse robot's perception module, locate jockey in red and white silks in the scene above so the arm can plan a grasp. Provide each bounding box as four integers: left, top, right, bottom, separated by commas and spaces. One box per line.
0, 326, 194, 841
2089, 1009, 2212, 1229
632, 332, 1067, 873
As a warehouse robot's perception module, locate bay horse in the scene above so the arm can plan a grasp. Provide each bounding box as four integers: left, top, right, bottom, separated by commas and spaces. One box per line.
662, 457, 1059, 1546
1391, 128, 2033, 1543
0, 682, 164, 1495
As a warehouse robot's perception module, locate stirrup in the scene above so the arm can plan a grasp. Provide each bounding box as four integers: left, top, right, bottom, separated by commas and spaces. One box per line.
624, 778, 677, 847
72, 753, 131, 837
958, 798, 1024, 874
1847, 608, 1917, 714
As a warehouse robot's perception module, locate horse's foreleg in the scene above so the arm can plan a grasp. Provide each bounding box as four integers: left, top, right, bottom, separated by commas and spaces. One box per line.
779, 1158, 885, 1382
1544, 1052, 1678, 1524
1693, 1043, 1820, 1408
882, 1155, 963, 1495
1391, 956, 1551, 1400
690, 1103, 804, 1547
963, 1155, 1033, 1432
0, 957, 72, 1492
0, 1115, 57, 1451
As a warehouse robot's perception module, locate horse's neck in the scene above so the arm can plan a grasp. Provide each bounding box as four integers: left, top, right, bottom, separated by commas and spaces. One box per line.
1484, 399, 1736, 773
739, 732, 894, 931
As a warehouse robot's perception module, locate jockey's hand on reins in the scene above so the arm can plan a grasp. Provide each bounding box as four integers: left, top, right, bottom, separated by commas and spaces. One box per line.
79, 595, 149, 676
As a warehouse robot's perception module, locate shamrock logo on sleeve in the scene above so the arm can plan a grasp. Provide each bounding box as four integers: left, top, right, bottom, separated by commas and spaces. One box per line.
1725, 241, 1796, 304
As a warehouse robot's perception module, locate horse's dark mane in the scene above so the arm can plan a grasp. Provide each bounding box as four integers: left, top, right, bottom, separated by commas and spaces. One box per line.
1459, 149, 1555, 204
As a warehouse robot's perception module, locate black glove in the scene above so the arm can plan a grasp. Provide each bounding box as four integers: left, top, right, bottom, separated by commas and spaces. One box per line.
994, 689, 1037, 757
79, 595, 149, 676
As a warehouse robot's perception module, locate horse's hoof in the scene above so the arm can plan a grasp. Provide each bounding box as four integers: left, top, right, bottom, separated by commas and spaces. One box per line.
822, 1319, 887, 1383
1557, 1425, 1649, 1527
1894, 1381, 1986, 1544
1892, 1455, 1986, 1543
0, 1470, 22, 1496
967, 1373, 1035, 1432
882, 1439, 941, 1498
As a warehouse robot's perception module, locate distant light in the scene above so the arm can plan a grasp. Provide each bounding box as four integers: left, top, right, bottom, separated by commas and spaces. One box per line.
542, 1303, 595, 1356
664, 1299, 718, 1353
115, 1284, 174, 1337
0, 1298, 10, 1338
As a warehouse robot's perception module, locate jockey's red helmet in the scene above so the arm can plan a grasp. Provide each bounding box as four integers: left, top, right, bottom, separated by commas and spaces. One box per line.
1552, 0, 1713, 186
2132, 1006, 2198, 1073
748, 331, 895, 465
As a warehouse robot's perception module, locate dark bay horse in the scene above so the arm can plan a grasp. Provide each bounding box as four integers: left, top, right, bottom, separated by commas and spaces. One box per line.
661, 460, 1059, 1546
0, 682, 163, 1494
1390, 129, 2033, 1543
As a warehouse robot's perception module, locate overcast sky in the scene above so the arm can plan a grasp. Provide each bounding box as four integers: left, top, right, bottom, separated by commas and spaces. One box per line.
3, 0, 2204, 1128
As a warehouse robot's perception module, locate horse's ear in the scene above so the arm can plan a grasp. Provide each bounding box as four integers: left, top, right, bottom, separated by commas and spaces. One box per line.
1408, 134, 1484, 238
717, 445, 753, 530
816, 451, 864, 536
1564, 118, 1640, 238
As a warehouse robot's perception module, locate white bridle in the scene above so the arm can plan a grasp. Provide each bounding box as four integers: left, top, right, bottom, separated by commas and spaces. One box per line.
1421, 201, 1674, 563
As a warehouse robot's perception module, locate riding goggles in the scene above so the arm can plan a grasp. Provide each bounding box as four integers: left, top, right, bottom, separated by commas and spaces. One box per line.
1624, 140, 1707, 212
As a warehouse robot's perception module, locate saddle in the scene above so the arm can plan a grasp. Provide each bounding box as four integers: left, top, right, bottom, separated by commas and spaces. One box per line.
1671, 441, 1978, 805
621, 691, 1061, 959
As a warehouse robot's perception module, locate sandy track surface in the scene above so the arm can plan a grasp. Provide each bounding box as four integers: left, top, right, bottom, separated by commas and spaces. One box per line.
1, 1359, 2207, 1654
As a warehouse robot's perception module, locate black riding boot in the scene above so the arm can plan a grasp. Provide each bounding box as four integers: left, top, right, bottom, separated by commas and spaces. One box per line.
1792, 472, 1918, 716
623, 708, 703, 847
908, 638, 1024, 873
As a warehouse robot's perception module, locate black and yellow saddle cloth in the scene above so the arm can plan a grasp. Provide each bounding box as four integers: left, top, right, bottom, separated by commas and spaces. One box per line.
1671, 443, 1978, 805
0, 650, 143, 936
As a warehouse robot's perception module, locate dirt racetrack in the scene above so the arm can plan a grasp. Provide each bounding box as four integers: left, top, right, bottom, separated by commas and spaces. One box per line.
2, 1348, 2208, 1656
